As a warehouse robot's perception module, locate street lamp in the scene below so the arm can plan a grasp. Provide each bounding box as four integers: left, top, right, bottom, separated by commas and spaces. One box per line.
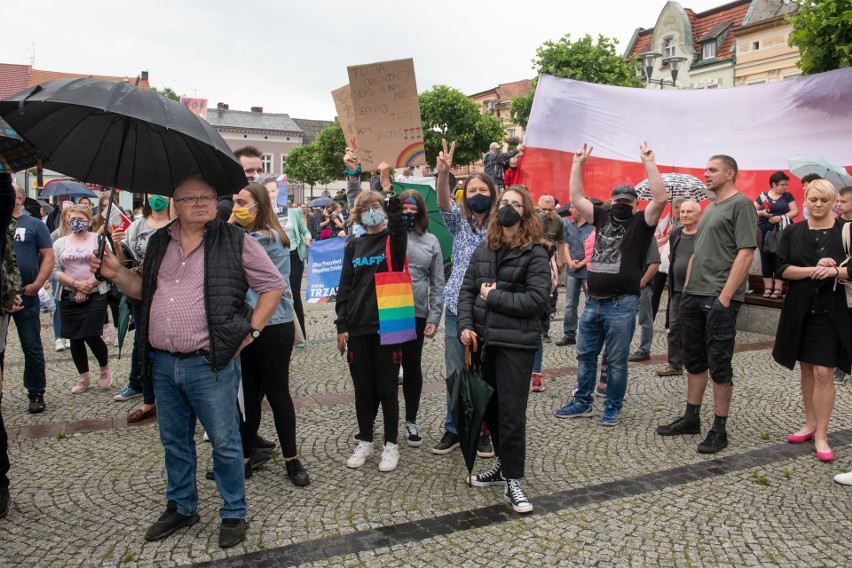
638, 51, 687, 88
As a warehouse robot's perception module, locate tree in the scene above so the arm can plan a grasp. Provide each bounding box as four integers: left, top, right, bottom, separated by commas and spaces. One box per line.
284, 145, 327, 189
510, 34, 644, 127
150, 86, 180, 101
419, 85, 505, 166
788, 0, 852, 75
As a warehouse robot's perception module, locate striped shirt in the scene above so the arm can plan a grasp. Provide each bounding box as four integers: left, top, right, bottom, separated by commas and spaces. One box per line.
148, 221, 285, 353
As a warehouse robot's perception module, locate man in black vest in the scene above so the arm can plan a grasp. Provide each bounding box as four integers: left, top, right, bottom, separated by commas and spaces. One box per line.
92, 177, 285, 548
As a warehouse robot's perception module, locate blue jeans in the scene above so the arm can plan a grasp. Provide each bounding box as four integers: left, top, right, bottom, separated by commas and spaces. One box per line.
635, 285, 654, 356
12, 295, 46, 395
575, 295, 639, 411
443, 311, 464, 435
562, 276, 587, 339
152, 352, 245, 519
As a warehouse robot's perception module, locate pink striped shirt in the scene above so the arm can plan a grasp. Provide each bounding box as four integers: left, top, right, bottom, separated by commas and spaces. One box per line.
148, 221, 285, 353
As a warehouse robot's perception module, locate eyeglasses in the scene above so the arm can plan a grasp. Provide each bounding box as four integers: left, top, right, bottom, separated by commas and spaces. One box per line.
498, 200, 524, 211
358, 204, 384, 214
173, 194, 216, 205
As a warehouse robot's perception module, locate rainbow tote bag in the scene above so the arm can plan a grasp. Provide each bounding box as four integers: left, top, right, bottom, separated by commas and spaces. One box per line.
374, 237, 417, 345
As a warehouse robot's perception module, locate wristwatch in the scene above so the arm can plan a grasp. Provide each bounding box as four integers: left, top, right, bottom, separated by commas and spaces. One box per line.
250, 329, 261, 339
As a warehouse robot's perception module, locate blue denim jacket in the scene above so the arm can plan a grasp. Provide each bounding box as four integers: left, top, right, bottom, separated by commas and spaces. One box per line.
247, 230, 294, 325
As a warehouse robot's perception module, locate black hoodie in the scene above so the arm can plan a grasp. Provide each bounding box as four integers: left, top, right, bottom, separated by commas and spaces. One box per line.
335, 197, 406, 337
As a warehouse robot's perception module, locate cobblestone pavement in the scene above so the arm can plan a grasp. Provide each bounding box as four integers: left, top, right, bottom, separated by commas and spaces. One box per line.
1, 292, 850, 567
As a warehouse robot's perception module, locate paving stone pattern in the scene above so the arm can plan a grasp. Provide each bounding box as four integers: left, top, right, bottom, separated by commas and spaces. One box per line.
0, 293, 850, 567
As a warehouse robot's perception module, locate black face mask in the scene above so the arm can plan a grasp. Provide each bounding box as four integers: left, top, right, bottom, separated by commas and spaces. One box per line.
498, 204, 522, 227
611, 203, 634, 220
466, 194, 492, 214
403, 212, 417, 231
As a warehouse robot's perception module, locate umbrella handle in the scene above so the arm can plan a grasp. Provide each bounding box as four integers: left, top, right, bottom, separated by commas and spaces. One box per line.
464, 336, 478, 370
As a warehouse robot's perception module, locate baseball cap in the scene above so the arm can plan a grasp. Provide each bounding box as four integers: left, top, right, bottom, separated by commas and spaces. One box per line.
611, 184, 637, 202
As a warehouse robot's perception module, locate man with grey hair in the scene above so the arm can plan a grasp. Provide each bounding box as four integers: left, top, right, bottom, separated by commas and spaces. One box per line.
483, 142, 524, 190
92, 177, 285, 548
656, 199, 701, 377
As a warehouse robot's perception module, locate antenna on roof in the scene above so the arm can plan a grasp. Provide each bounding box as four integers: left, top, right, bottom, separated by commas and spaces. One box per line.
29, 42, 35, 66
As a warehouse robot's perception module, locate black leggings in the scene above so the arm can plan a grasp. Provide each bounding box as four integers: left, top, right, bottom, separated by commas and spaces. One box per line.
240, 322, 297, 459
347, 333, 400, 445
69, 336, 109, 374
289, 251, 306, 338
400, 318, 426, 423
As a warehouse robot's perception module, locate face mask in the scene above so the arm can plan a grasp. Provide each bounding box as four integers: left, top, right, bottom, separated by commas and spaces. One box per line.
611, 203, 634, 220
403, 212, 417, 232
361, 208, 386, 228
498, 204, 522, 227
466, 194, 492, 214
148, 195, 169, 212
70, 219, 89, 234
232, 205, 257, 228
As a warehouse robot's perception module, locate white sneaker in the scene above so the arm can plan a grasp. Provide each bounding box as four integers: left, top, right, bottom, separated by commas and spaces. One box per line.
378, 442, 399, 472
835, 470, 852, 486
347, 441, 374, 468
55, 338, 65, 352
203, 430, 210, 442
65, 339, 70, 348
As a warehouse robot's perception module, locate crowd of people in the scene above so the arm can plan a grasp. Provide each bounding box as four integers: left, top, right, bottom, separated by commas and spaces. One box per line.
0, 137, 850, 548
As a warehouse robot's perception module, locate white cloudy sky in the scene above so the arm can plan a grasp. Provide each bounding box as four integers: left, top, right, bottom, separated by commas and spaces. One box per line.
3, 0, 730, 120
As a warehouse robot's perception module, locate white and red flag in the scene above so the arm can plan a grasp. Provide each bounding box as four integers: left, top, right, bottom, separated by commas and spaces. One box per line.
517, 68, 852, 207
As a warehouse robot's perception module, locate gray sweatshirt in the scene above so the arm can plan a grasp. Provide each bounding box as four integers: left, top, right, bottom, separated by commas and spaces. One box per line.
406, 231, 445, 324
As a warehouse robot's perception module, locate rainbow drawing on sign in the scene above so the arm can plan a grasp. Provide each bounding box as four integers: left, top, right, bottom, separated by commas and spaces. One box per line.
396, 142, 426, 168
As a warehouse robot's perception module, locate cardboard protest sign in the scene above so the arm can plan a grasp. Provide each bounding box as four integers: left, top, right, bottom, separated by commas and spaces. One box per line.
331, 85, 359, 151
346, 58, 425, 170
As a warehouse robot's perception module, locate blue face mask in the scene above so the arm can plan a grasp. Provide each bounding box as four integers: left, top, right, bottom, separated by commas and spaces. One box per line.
361, 208, 386, 228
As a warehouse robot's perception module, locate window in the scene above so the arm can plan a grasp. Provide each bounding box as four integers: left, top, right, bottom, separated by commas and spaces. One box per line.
507, 128, 516, 137
261, 153, 273, 174
281, 154, 287, 173
752, 41, 760, 51
663, 37, 676, 59
702, 42, 716, 59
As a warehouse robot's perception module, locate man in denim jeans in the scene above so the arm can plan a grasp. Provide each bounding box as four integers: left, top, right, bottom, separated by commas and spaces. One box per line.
554, 142, 666, 426
556, 203, 594, 346
656, 155, 756, 453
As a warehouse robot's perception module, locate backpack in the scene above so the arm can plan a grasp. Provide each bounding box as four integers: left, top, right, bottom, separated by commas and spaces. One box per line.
1, 222, 22, 315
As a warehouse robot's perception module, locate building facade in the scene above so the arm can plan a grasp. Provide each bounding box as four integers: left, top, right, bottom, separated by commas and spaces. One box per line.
733, 0, 800, 86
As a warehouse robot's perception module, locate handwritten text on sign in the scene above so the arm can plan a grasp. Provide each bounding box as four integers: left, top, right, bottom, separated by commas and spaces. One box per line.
345, 58, 425, 170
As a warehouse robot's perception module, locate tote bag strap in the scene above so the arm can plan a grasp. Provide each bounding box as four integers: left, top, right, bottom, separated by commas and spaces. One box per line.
384, 236, 409, 274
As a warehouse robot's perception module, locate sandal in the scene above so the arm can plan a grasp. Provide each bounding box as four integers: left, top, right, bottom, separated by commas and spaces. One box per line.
762, 290, 772, 298
770, 289, 783, 299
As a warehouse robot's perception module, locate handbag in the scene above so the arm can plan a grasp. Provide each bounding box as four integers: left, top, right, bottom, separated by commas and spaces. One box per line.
374, 236, 417, 345
763, 225, 782, 254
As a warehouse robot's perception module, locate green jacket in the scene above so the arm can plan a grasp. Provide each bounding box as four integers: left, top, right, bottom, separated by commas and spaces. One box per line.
285, 207, 313, 261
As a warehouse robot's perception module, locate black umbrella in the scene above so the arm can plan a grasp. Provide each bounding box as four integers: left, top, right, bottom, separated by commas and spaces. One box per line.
447, 336, 494, 484
0, 116, 38, 173
0, 77, 245, 197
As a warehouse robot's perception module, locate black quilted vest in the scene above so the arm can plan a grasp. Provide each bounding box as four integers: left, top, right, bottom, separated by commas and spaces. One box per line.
138, 219, 252, 377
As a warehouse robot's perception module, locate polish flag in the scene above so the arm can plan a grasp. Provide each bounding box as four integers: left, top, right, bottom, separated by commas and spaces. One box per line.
517, 68, 852, 209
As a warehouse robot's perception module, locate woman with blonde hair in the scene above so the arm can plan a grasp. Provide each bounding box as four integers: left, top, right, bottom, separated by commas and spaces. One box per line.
52, 205, 113, 393
457, 184, 551, 513
773, 179, 850, 462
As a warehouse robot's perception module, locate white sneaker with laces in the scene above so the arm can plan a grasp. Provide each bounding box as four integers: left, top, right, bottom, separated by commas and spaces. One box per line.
378, 442, 399, 472
835, 470, 852, 486
55, 338, 65, 352
347, 441, 374, 468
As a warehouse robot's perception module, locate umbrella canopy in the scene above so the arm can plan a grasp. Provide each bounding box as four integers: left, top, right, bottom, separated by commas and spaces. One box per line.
392, 181, 453, 261
22, 197, 53, 218
788, 156, 852, 189
447, 336, 494, 481
0, 77, 245, 197
0, 116, 38, 173
635, 173, 710, 202
41, 179, 98, 199
308, 197, 333, 208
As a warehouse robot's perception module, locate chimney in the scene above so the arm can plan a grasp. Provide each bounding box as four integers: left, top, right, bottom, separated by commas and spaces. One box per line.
140, 70, 149, 82
217, 102, 229, 110
250, 106, 263, 113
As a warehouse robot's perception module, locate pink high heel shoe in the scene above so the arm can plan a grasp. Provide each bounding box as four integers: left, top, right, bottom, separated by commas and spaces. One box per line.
787, 430, 815, 444
816, 449, 835, 462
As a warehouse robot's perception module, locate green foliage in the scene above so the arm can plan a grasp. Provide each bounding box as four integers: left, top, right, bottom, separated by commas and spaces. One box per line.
788, 0, 852, 75
419, 85, 505, 166
150, 86, 180, 101
510, 34, 643, 127
284, 145, 326, 189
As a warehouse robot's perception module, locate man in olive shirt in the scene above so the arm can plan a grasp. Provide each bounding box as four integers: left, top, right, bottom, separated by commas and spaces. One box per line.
657, 156, 756, 454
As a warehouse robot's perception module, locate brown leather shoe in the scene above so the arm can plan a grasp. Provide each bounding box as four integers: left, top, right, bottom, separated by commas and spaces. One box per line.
655, 366, 684, 377
128, 404, 157, 423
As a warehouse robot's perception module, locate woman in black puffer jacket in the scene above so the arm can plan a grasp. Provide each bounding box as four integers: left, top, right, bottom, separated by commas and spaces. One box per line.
457, 184, 551, 515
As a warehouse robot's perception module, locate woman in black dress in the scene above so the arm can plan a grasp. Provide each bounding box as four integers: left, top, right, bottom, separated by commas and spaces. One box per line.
772, 179, 850, 462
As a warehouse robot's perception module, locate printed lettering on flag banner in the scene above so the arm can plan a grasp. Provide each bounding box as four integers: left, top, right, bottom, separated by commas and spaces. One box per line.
345, 58, 425, 169
180, 97, 208, 119
306, 238, 346, 304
